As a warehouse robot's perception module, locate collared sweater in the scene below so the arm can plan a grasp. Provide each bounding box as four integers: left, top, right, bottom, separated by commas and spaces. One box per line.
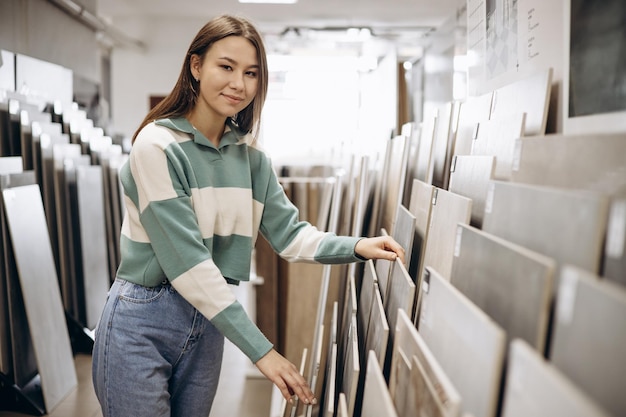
116, 117, 363, 363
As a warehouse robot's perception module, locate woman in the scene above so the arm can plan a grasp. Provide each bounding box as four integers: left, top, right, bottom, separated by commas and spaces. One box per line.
92, 14, 404, 417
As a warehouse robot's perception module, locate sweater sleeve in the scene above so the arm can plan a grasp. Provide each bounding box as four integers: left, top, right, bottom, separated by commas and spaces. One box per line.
257, 157, 364, 264
128, 127, 273, 362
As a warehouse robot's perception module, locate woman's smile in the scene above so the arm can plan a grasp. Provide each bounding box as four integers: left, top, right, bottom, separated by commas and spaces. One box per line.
222, 93, 244, 104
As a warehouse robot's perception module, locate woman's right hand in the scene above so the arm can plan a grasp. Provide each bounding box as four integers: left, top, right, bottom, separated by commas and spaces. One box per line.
255, 348, 316, 406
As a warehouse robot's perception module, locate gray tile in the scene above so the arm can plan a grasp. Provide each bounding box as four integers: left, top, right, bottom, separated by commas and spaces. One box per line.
418, 267, 505, 417
550, 265, 626, 417
448, 155, 496, 227
360, 351, 398, 417
502, 339, 610, 417
482, 181, 610, 276
2, 185, 77, 412
451, 224, 556, 352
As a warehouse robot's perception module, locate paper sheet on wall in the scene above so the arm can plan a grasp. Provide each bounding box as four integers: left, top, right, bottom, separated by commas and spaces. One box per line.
467, 0, 564, 95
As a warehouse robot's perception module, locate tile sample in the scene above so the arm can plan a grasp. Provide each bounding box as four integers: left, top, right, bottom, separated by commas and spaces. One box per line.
450, 224, 556, 351
419, 267, 505, 417
550, 265, 626, 417
502, 339, 610, 417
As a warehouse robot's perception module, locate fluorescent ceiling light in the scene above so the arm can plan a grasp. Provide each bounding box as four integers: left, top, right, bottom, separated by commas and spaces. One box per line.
239, 0, 298, 3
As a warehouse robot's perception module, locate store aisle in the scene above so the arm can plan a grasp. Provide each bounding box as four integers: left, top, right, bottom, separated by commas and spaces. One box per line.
0, 281, 272, 417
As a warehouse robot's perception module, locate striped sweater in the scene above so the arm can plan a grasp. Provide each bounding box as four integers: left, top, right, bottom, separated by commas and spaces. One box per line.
116, 117, 363, 362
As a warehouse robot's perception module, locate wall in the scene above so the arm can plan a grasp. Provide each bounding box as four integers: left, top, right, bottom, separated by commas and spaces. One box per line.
108, 15, 207, 139
467, 0, 566, 132
0, 0, 101, 84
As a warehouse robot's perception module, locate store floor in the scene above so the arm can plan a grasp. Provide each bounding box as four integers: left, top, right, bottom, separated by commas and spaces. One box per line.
0, 283, 274, 417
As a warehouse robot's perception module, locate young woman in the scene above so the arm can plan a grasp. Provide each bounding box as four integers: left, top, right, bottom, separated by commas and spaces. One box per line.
92, 14, 404, 417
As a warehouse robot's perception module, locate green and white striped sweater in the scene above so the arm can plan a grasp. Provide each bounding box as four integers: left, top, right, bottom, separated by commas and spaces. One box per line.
116, 117, 363, 362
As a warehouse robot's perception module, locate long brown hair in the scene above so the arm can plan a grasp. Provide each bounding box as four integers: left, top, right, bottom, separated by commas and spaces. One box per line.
132, 14, 268, 143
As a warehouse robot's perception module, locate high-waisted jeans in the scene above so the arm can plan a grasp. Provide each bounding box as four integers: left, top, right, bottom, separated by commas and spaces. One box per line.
92, 278, 224, 417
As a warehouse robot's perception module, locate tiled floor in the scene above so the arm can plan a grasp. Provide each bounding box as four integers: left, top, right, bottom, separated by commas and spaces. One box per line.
0, 282, 273, 417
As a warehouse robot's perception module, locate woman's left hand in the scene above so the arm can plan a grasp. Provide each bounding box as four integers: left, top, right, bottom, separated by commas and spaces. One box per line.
355, 236, 405, 265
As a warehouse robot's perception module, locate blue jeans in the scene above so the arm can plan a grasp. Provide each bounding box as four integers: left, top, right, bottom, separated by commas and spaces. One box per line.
92, 278, 224, 417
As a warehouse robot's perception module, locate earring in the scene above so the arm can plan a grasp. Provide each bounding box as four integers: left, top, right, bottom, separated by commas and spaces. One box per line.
195, 77, 199, 82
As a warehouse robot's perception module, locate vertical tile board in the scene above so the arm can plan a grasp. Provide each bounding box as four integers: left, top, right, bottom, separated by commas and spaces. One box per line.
509, 132, 626, 195
383, 258, 415, 380
5, 99, 21, 156
283, 262, 324, 365
490, 68, 552, 136
351, 155, 370, 237
453, 92, 493, 156
450, 224, 556, 351
56, 153, 91, 318
339, 272, 357, 369
19, 109, 48, 172
502, 339, 611, 417
368, 141, 391, 238
364, 282, 389, 369
30, 121, 63, 198
0, 103, 10, 157
430, 102, 456, 190
0, 172, 37, 382
330, 301, 338, 345
358, 259, 377, 355
389, 309, 461, 417
391, 204, 416, 269
38, 133, 70, 277
418, 267, 506, 417
384, 258, 416, 338
508, 132, 626, 286
0, 156, 23, 174
336, 393, 349, 417
323, 343, 338, 417
306, 324, 330, 417
337, 155, 356, 237
318, 300, 339, 417
2, 184, 77, 411
482, 181, 610, 275
414, 188, 472, 323
550, 265, 626, 417
420, 188, 472, 282
416, 188, 471, 324
380, 135, 410, 234
374, 228, 393, 305
355, 281, 389, 417
603, 195, 626, 287
255, 235, 279, 346
448, 155, 496, 228
97, 152, 116, 284
341, 317, 360, 417
315, 179, 334, 232
407, 179, 434, 288
391, 350, 413, 417
305, 324, 324, 417
470, 113, 526, 180
413, 114, 437, 185
283, 348, 308, 417
360, 351, 399, 417
410, 354, 453, 417
97, 147, 124, 283
75, 165, 114, 329
401, 122, 420, 208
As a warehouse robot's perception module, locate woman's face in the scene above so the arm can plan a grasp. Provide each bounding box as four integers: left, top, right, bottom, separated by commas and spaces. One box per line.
191, 36, 259, 122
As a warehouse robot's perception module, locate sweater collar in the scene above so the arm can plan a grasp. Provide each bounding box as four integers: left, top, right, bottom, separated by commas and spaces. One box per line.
155, 117, 248, 149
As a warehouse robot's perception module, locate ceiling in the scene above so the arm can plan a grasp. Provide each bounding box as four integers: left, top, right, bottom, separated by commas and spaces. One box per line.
95, 0, 464, 54
98, 0, 461, 32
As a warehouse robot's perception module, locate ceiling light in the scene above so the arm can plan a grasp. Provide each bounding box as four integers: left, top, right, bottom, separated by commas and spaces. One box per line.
239, 0, 297, 3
